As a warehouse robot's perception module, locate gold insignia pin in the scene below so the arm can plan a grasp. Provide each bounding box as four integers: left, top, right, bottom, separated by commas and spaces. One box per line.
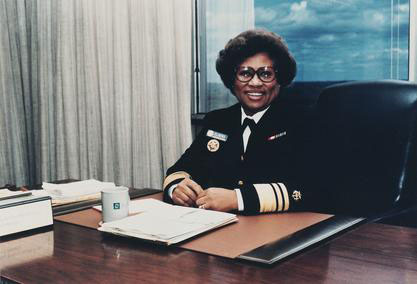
207, 139, 220, 152
292, 190, 302, 201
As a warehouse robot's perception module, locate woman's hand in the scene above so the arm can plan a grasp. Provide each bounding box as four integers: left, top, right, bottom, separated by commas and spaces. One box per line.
171, 178, 204, 207
196, 188, 238, 212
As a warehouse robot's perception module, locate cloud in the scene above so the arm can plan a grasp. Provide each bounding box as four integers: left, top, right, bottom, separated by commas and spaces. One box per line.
287, 1, 314, 24
204, 0, 410, 81
255, 7, 276, 23
316, 34, 336, 43
362, 10, 385, 29
291, 1, 307, 12
398, 3, 408, 12
330, 59, 344, 65
385, 47, 409, 55
259, 0, 410, 37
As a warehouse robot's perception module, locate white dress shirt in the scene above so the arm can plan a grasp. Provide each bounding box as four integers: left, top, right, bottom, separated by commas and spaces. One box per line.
169, 106, 269, 212
235, 107, 269, 211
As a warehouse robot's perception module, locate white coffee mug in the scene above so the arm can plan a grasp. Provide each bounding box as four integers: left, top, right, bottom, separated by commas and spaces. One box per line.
101, 186, 130, 223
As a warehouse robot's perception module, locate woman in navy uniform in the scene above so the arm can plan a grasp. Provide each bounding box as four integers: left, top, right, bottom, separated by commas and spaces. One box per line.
163, 29, 313, 214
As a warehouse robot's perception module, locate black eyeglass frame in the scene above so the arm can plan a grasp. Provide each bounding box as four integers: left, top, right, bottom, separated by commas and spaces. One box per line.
234, 66, 278, 83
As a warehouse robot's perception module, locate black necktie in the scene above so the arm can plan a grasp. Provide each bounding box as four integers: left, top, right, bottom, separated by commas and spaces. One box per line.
242, 118, 256, 133
242, 118, 256, 154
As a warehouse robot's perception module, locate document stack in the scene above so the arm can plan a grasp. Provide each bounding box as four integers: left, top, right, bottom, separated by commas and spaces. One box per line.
98, 199, 238, 245
41, 179, 116, 206
0, 189, 53, 237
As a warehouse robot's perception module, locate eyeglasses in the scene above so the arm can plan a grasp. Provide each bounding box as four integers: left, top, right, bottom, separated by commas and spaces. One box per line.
235, 66, 277, 83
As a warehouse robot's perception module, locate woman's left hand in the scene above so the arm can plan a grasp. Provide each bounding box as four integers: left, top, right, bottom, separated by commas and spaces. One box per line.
196, 188, 238, 212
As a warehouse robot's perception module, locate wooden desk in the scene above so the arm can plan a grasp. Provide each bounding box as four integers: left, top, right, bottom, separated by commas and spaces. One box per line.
1, 221, 417, 283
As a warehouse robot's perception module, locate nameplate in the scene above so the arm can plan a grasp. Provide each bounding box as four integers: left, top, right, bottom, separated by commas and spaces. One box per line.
206, 130, 228, 142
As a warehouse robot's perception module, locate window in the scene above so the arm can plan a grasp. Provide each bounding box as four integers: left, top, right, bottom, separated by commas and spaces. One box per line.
195, 0, 411, 113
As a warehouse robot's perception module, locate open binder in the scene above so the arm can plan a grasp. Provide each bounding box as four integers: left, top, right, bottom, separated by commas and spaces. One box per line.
97, 199, 238, 245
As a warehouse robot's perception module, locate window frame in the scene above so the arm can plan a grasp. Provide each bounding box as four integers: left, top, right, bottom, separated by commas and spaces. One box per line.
192, 0, 417, 115
410, 0, 417, 81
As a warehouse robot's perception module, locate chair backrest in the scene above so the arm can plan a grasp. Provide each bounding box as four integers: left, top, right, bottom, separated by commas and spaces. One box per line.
313, 80, 417, 215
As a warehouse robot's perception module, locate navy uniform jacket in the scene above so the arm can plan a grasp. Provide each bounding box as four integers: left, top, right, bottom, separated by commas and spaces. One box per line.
163, 96, 321, 214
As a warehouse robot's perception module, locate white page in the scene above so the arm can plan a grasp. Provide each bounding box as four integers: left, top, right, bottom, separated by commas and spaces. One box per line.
98, 198, 238, 244
101, 212, 204, 240
100, 199, 237, 240
42, 179, 115, 198
96, 198, 200, 218
178, 209, 237, 225
128, 198, 173, 212
30, 189, 52, 198
0, 189, 32, 200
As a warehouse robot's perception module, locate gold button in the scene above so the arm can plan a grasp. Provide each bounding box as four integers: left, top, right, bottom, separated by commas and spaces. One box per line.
238, 180, 244, 186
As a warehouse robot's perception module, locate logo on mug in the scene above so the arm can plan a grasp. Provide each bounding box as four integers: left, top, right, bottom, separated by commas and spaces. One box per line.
113, 202, 120, 210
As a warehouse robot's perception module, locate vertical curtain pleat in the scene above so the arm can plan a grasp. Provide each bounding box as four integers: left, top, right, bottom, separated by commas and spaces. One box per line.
0, 0, 30, 185
0, 0, 192, 189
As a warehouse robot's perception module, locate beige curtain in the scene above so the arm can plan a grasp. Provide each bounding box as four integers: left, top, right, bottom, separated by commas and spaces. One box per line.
0, 0, 34, 186
0, 0, 193, 189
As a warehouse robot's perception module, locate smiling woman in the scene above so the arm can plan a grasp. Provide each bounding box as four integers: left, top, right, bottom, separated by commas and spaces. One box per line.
163, 29, 303, 214
197, 0, 411, 113
232, 53, 280, 116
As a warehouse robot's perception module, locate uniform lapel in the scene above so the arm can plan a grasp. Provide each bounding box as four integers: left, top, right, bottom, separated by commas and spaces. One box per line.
245, 97, 288, 154
222, 104, 243, 158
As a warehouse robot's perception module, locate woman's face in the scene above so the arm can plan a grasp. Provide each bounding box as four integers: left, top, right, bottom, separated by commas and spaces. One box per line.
233, 52, 280, 116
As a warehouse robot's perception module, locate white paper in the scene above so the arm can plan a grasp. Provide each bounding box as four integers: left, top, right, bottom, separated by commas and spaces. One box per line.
40, 179, 116, 206
31, 189, 51, 197
94, 198, 195, 216
98, 198, 238, 244
0, 189, 32, 200
42, 179, 116, 198
104, 212, 203, 239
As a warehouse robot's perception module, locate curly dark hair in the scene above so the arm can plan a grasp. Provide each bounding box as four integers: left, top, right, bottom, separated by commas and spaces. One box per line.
215, 29, 297, 93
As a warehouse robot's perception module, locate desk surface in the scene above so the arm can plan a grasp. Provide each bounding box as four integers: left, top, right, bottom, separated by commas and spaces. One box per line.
1, 221, 417, 283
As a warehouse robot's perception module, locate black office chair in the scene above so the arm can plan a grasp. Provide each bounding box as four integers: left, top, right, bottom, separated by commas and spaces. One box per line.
312, 80, 417, 216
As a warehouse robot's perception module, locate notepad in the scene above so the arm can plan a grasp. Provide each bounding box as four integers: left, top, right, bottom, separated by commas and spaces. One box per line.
97, 199, 238, 245
0, 189, 32, 201
41, 179, 116, 206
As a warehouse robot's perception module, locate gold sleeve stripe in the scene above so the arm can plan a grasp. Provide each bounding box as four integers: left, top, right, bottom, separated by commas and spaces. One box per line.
271, 183, 283, 211
278, 183, 290, 211
163, 171, 191, 189
254, 184, 276, 212
253, 184, 266, 212
269, 183, 280, 212
253, 184, 269, 212
266, 184, 277, 212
